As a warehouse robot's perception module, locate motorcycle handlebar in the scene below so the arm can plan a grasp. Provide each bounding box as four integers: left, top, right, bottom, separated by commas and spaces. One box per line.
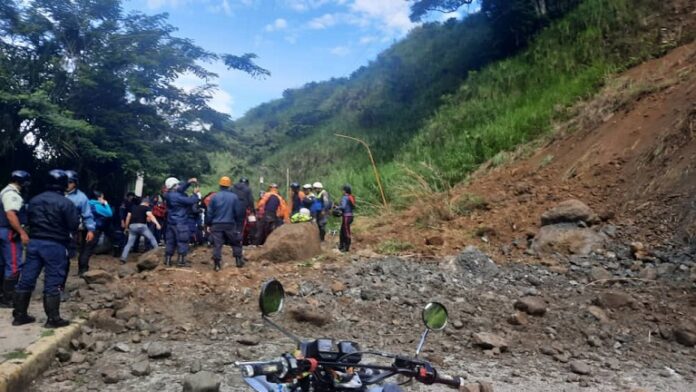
236, 359, 287, 378
432, 372, 465, 389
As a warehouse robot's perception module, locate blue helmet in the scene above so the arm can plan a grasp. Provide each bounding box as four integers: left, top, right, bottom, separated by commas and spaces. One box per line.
10, 170, 31, 187
64, 170, 79, 185
47, 169, 68, 191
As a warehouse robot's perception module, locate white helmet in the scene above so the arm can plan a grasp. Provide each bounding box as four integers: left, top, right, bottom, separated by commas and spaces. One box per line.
313, 182, 323, 189
165, 177, 180, 190
302, 184, 312, 190
299, 208, 310, 217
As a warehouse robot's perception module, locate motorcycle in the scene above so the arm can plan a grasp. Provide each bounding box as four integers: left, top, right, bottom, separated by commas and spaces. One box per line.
235, 279, 466, 392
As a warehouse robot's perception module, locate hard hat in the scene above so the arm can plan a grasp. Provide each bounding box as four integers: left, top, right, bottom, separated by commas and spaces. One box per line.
299, 208, 310, 216
10, 170, 31, 187
343, 184, 352, 194
165, 177, 180, 190
65, 170, 79, 184
47, 169, 68, 191
239, 177, 249, 184
302, 184, 312, 190
313, 182, 323, 189
219, 176, 232, 187
290, 182, 300, 189
270, 183, 278, 188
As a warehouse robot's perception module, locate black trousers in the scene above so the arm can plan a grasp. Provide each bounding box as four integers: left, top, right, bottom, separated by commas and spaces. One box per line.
210, 223, 242, 262
339, 215, 354, 251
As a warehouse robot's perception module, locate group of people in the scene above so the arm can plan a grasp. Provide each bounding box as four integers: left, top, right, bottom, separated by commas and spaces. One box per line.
0, 169, 356, 329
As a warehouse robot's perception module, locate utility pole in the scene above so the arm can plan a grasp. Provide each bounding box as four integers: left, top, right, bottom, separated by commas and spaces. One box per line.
335, 133, 388, 209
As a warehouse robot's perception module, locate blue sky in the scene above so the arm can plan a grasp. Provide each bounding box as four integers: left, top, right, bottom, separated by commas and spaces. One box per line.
126, 0, 469, 119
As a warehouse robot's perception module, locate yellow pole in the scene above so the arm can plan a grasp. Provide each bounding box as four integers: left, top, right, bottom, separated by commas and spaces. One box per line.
335, 133, 388, 209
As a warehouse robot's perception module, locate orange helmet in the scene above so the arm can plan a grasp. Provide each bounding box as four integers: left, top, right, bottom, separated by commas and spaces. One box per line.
219, 176, 232, 187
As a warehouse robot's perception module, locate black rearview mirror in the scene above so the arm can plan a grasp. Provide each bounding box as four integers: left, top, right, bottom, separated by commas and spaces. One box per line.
259, 279, 285, 317
422, 302, 448, 331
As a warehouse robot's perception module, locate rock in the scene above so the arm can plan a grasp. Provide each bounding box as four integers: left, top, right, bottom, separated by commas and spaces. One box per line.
587, 335, 602, 347
118, 263, 138, 278
589, 266, 612, 281
70, 352, 86, 364
56, 348, 72, 362
190, 360, 202, 373
330, 281, 346, 294
256, 223, 321, 262
472, 332, 508, 351
360, 288, 380, 301
513, 296, 547, 316
586, 305, 610, 323
657, 263, 677, 277
639, 267, 657, 280
541, 199, 597, 226
289, 308, 331, 327
674, 328, 696, 347
569, 360, 592, 375
82, 269, 115, 284
137, 249, 162, 271
593, 292, 633, 309
630, 242, 650, 260
455, 246, 499, 278
115, 303, 139, 321
425, 236, 445, 246
90, 309, 127, 333
113, 342, 131, 353
453, 320, 465, 329
183, 371, 221, 392
531, 224, 604, 256
131, 360, 151, 376
478, 382, 494, 392
147, 342, 172, 359
461, 384, 481, 392
101, 369, 125, 384
507, 312, 528, 326
236, 335, 261, 346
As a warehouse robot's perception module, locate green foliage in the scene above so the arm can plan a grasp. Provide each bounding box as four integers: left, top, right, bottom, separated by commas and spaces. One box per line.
4, 349, 29, 361
376, 239, 415, 255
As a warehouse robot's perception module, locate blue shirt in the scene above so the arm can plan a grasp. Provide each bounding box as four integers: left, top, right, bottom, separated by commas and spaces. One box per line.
164, 182, 200, 225
66, 189, 96, 232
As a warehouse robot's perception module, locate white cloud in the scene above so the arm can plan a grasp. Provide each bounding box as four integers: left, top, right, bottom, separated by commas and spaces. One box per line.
208, 88, 235, 116
359, 35, 377, 45
330, 46, 350, 56
265, 18, 288, 32
348, 0, 415, 36
284, 0, 342, 12
307, 13, 338, 30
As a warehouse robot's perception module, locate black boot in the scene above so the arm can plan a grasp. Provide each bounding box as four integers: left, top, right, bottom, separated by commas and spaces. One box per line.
164, 254, 172, 267
44, 294, 70, 328
12, 291, 36, 326
1, 278, 17, 308
177, 254, 191, 268
112, 246, 121, 258
214, 259, 221, 272
235, 256, 245, 268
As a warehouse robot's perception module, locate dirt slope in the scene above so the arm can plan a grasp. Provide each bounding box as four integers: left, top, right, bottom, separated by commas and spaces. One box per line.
360, 41, 696, 261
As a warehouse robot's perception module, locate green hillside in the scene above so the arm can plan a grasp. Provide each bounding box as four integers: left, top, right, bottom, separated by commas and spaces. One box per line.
211, 0, 690, 211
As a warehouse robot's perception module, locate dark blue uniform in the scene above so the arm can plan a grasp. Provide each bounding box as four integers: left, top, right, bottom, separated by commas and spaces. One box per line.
16, 190, 79, 296
206, 188, 245, 268
164, 182, 199, 257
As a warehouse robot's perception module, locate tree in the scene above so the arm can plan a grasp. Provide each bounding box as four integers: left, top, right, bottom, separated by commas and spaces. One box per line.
0, 0, 267, 197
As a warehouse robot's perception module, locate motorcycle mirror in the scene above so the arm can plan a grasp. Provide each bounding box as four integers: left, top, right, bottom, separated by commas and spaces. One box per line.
259, 279, 285, 317
422, 302, 448, 331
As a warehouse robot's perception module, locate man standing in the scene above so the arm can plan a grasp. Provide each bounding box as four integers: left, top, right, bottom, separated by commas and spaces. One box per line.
163, 177, 200, 267
313, 182, 332, 242
12, 169, 79, 328
0, 171, 31, 308
232, 177, 256, 245
206, 176, 245, 270
289, 182, 305, 215
120, 197, 161, 263
338, 184, 356, 252
64, 170, 96, 277
255, 184, 289, 245
88, 190, 119, 257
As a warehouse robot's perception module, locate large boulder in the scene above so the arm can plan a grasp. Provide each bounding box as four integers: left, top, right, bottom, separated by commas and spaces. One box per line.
455, 246, 499, 278
256, 222, 322, 262
82, 269, 115, 284
531, 223, 604, 256
183, 371, 221, 392
137, 248, 163, 271
541, 199, 597, 226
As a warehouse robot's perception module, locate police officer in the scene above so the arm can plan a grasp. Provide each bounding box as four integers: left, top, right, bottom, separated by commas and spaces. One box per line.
64, 170, 96, 276
206, 176, 245, 271
12, 170, 79, 328
163, 177, 200, 267
0, 171, 31, 307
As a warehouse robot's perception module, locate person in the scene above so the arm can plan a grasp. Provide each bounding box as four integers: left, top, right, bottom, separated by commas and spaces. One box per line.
65, 170, 96, 280
232, 177, 256, 245
163, 177, 200, 267
312, 182, 332, 242
86, 190, 119, 258
150, 193, 167, 244
291, 207, 313, 223
0, 171, 31, 308
120, 197, 161, 263
301, 184, 315, 210
289, 182, 305, 215
255, 184, 289, 245
118, 192, 139, 253
337, 184, 356, 252
206, 176, 245, 270
12, 169, 79, 328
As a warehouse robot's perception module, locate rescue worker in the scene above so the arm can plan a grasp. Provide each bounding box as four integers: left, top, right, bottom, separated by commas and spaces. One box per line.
64, 170, 96, 278
338, 184, 356, 252
12, 169, 79, 328
120, 197, 161, 263
255, 184, 289, 245
289, 182, 305, 215
313, 182, 332, 242
206, 176, 245, 271
232, 177, 256, 245
163, 177, 200, 267
0, 171, 31, 308
301, 184, 315, 210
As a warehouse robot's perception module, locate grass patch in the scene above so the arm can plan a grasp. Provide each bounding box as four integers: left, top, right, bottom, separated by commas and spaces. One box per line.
40, 329, 55, 338
376, 239, 414, 255
4, 349, 29, 361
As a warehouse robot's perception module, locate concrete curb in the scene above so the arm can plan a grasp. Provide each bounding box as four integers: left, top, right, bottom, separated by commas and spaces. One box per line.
0, 318, 86, 392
